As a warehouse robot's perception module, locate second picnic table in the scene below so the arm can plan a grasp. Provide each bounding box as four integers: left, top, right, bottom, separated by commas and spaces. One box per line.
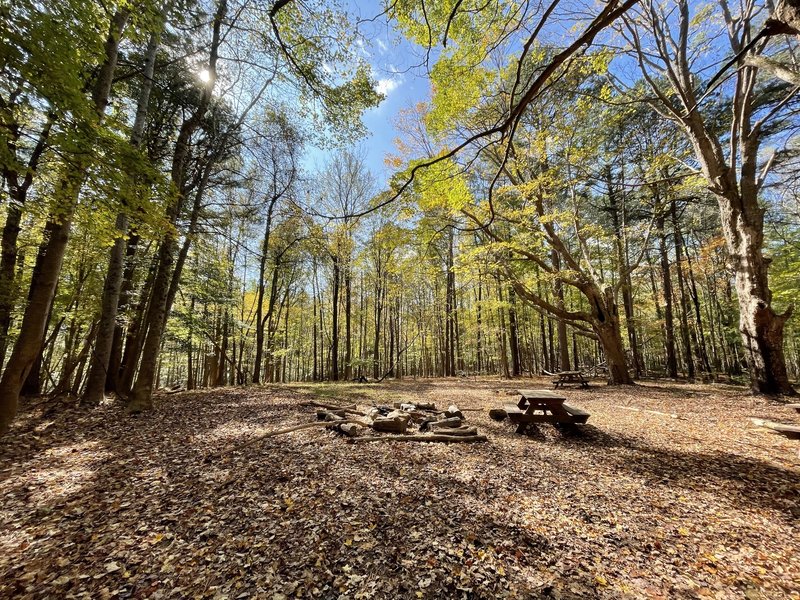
505, 389, 590, 434
552, 370, 589, 388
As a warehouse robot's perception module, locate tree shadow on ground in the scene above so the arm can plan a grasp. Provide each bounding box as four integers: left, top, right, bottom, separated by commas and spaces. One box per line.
554, 425, 799, 519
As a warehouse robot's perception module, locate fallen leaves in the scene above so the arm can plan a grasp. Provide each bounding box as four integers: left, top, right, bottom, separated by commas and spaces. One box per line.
0, 380, 797, 598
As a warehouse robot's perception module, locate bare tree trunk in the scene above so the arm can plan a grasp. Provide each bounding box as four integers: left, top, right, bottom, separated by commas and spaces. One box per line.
253, 196, 279, 383
312, 271, 318, 381
497, 279, 511, 378
344, 267, 352, 380
331, 255, 340, 381
372, 269, 383, 380
552, 250, 570, 371
671, 200, 695, 380
630, 0, 794, 393
657, 212, 678, 378
607, 168, 642, 377
475, 275, 483, 373
0, 116, 54, 365
508, 287, 521, 376
594, 287, 633, 385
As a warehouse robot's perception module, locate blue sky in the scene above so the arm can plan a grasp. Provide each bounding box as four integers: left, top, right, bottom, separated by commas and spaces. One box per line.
303, 3, 431, 188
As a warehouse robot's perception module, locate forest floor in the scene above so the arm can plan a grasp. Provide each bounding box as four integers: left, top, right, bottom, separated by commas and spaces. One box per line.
0, 378, 798, 599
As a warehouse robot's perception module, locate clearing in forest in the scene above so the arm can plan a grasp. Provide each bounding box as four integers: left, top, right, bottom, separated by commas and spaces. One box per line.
0, 378, 798, 599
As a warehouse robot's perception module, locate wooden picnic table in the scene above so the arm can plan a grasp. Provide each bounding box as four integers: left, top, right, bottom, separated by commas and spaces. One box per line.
552, 370, 589, 388
504, 389, 590, 434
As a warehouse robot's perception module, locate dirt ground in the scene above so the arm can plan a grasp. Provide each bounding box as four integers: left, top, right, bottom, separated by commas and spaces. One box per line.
0, 377, 798, 599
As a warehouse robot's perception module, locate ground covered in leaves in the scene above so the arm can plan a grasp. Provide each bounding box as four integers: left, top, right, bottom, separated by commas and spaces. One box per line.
1, 378, 798, 599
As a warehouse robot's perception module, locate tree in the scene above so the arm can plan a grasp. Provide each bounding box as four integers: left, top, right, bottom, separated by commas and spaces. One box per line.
252, 115, 300, 384
623, 0, 798, 394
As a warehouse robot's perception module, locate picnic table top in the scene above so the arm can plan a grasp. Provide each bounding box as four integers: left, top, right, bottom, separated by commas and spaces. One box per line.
556, 371, 583, 376
518, 389, 566, 402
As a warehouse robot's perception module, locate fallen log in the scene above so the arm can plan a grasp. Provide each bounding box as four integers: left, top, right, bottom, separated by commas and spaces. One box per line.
337, 423, 362, 438
207, 418, 371, 461
317, 409, 346, 421
393, 401, 437, 411
164, 386, 186, 394
432, 426, 478, 436
750, 418, 800, 439
489, 408, 508, 421
429, 417, 463, 429
372, 416, 409, 434
353, 434, 487, 443
304, 400, 364, 416
445, 404, 464, 419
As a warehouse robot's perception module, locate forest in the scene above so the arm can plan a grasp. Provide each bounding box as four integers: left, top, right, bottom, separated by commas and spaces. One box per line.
1, 0, 799, 598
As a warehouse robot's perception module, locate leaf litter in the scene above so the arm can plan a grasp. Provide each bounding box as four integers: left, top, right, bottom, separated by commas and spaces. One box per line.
0, 378, 798, 599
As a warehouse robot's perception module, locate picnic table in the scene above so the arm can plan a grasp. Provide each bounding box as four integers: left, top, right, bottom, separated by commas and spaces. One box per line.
504, 389, 590, 434
552, 370, 589, 388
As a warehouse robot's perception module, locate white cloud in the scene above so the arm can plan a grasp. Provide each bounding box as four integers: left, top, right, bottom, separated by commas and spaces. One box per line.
375, 77, 401, 96
376, 38, 388, 53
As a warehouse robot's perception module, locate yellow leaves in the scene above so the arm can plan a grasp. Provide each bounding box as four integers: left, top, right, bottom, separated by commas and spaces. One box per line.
412, 156, 473, 215
594, 574, 608, 587
148, 532, 164, 545
427, 58, 493, 136
690, 3, 717, 27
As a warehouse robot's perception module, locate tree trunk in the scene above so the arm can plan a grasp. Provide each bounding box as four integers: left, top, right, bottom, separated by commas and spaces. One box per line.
508, 287, 521, 376
552, 250, 570, 371
671, 199, 695, 380
733, 234, 794, 394
331, 255, 340, 381
657, 212, 679, 378
344, 267, 352, 380
592, 287, 633, 385
253, 196, 279, 383
607, 168, 642, 377
0, 116, 54, 365
373, 271, 383, 380
497, 280, 511, 378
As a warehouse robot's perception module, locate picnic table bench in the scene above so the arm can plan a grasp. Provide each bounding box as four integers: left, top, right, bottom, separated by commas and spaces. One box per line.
504, 389, 590, 434
787, 403, 800, 414
552, 370, 589, 388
